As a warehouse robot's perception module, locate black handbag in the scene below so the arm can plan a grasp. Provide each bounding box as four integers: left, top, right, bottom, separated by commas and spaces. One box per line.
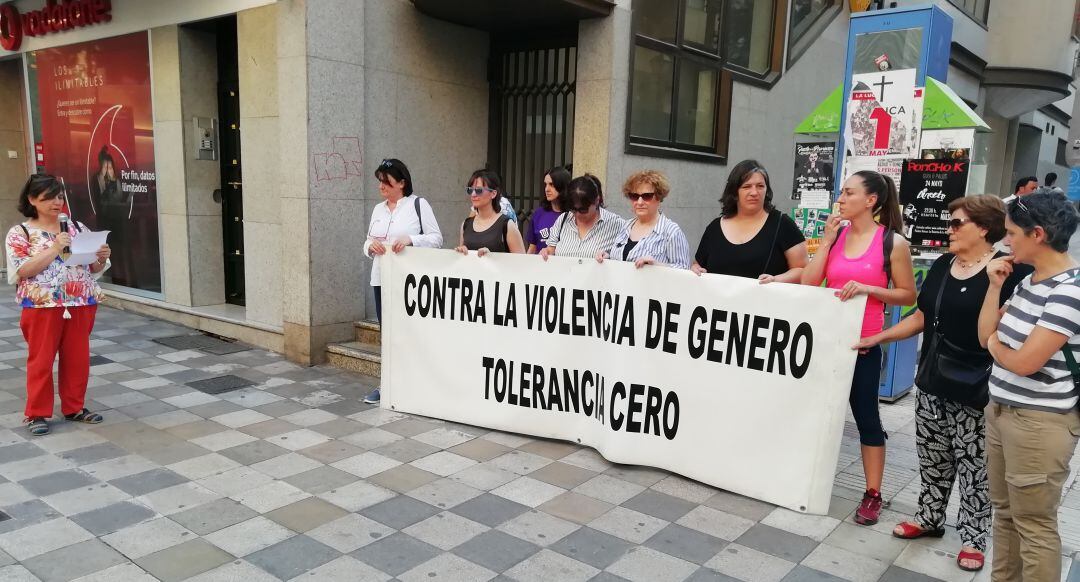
915, 258, 992, 408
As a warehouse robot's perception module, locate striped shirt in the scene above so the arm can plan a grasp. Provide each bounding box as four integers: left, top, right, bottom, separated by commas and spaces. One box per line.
989, 267, 1080, 412
608, 214, 691, 269
545, 208, 628, 259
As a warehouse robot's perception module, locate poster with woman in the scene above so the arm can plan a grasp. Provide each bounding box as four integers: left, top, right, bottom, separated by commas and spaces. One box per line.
30, 32, 160, 293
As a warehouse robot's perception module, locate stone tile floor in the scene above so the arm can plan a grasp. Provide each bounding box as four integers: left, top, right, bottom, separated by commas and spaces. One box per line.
0, 300, 1079, 582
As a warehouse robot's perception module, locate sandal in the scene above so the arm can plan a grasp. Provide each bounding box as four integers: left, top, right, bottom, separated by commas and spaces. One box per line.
25, 417, 50, 436
957, 549, 984, 572
64, 409, 103, 424
892, 521, 946, 539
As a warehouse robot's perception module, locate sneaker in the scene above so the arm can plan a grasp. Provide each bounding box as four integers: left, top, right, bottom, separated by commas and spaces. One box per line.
363, 388, 381, 404
854, 489, 883, 525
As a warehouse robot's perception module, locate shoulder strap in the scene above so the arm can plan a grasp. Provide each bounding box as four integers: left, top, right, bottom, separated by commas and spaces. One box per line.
414, 197, 424, 235
929, 257, 952, 328
558, 212, 570, 237
502, 214, 509, 249
19, 224, 29, 240
1063, 345, 1080, 391
882, 228, 894, 284
761, 210, 782, 276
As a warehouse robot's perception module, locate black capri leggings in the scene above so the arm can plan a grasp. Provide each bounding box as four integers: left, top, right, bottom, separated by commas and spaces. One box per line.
850, 345, 887, 446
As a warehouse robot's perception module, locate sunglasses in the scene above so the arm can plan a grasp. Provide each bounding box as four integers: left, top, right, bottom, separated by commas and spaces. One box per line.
627, 192, 657, 202
379, 160, 394, 168
946, 218, 973, 231
465, 187, 495, 196
1015, 199, 1030, 214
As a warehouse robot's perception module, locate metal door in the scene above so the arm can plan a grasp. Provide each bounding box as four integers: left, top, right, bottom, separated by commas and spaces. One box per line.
489, 35, 577, 222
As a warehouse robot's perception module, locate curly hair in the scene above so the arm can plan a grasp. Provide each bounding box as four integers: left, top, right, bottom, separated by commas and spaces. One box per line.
622, 170, 670, 202
948, 194, 1006, 243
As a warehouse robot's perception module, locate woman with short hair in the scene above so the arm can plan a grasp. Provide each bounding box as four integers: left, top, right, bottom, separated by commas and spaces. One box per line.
540, 174, 626, 260
6, 174, 112, 436
455, 169, 525, 256
855, 195, 1029, 572
596, 170, 689, 269
362, 159, 443, 404
527, 166, 570, 255
802, 170, 917, 527
979, 192, 1080, 582
691, 160, 807, 283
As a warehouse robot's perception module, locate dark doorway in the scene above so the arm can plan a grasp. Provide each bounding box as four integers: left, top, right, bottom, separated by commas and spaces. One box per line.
488, 31, 577, 223
216, 18, 245, 305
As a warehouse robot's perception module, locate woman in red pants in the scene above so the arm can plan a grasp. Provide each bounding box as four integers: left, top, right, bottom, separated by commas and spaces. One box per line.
5, 175, 111, 436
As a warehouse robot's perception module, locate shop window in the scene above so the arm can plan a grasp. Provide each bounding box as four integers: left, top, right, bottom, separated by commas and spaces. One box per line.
628, 0, 789, 161
946, 0, 990, 26
787, 0, 842, 67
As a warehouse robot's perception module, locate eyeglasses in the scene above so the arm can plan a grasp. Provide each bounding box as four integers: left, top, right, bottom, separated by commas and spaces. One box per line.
379, 160, 394, 168
627, 192, 657, 202
465, 187, 495, 196
1015, 199, 1030, 214
946, 218, 973, 231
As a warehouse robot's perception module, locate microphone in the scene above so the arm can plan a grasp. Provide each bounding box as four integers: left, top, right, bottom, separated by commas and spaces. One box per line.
58, 213, 70, 254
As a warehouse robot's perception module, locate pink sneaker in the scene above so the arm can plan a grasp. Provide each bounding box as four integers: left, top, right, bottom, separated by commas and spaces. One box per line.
854, 489, 882, 525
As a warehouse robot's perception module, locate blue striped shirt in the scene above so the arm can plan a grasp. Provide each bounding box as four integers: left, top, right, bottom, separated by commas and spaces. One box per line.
608, 214, 691, 269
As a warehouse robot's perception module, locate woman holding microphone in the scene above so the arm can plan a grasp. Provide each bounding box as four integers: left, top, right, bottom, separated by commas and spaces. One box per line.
6, 174, 111, 436
363, 159, 443, 404
802, 170, 916, 526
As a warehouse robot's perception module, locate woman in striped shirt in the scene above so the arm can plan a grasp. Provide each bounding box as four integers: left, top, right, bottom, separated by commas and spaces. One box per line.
540, 174, 627, 260
595, 170, 690, 269
978, 192, 1080, 582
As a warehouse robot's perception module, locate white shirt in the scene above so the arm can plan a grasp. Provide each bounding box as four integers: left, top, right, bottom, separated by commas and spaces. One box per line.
363, 195, 443, 286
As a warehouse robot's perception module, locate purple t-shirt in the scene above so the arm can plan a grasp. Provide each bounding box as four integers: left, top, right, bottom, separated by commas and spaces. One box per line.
527, 207, 563, 252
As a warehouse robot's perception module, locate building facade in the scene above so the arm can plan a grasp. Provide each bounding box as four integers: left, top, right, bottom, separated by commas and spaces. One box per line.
0, 0, 1076, 367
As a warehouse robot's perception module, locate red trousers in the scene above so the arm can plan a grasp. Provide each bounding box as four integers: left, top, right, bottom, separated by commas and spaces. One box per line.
20, 305, 97, 418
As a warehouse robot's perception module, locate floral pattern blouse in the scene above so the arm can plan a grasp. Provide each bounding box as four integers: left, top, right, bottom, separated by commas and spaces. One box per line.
5, 223, 105, 309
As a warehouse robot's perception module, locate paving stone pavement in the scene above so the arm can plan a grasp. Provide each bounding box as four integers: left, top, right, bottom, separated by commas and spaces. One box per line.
0, 299, 1079, 581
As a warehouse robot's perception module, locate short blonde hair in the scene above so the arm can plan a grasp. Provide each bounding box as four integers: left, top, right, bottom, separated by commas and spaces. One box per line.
623, 170, 670, 202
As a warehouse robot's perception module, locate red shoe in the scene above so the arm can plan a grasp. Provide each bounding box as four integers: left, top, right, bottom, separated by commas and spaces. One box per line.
892, 521, 945, 539
957, 550, 984, 572
854, 489, 883, 525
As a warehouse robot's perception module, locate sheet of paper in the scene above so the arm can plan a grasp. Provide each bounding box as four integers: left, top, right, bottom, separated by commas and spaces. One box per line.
64, 230, 110, 266
798, 190, 831, 210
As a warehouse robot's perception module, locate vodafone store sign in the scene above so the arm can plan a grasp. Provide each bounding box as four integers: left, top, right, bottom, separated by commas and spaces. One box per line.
0, 0, 112, 52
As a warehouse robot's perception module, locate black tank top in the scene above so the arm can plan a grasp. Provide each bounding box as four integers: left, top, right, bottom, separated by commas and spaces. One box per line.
463, 215, 510, 252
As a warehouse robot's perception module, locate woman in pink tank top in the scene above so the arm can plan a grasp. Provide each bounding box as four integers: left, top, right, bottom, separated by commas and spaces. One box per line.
802, 171, 916, 527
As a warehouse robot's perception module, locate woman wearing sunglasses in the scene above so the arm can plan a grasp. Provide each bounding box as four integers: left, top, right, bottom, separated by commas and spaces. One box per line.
852, 195, 1028, 572
6, 175, 111, 436
691, 160, 807, 282
978, 192, 1080, 582
801, 170, 916, 528
455, 169, 525, 256
595, 170, 689, 269
362, 159, 443, 404
540, 174, 626, 260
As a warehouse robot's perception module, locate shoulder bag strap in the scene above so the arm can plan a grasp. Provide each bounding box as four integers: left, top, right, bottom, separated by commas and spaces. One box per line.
19, 224, 29, 240
761, 210, 782, 276
414, 197, 424, 235
1063, 344, 1080, 391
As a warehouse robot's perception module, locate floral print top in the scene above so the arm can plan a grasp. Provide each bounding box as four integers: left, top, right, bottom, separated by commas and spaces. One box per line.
5, 223, 104, 308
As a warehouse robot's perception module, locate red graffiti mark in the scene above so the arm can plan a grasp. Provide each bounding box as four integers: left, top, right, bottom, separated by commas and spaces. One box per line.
313, 137, 363, 182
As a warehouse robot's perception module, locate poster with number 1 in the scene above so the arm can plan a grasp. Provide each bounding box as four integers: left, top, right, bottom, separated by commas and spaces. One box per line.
842, 68, 922, 159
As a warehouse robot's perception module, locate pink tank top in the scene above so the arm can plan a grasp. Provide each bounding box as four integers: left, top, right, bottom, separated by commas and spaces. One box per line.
826, 226, 888, 338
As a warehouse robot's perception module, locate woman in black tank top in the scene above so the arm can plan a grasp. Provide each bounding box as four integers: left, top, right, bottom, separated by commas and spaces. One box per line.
455, 169, 525, 256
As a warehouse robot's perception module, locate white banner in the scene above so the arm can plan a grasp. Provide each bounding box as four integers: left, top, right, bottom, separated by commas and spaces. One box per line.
381, 249, 866, 514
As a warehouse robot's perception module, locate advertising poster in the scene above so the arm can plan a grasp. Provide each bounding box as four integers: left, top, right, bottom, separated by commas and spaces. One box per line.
843, 68, 922, 159
792, 142, 835, 201
32, 32, 160, 292
919, 129, 974, 161
898, 158, 969, 248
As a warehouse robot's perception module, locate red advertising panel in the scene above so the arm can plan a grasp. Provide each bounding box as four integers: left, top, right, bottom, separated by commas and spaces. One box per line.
33, 31, 160, 292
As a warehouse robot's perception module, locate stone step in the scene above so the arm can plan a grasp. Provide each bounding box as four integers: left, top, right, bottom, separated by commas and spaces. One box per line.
355, 320, 381, 345
326, 341, 380, 379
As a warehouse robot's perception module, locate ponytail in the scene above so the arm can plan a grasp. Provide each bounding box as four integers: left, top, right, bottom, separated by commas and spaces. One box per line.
854, 170, 904, 234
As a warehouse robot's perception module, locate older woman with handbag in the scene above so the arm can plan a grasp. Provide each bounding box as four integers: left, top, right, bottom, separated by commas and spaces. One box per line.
6, 174, 111, 436
854, 195, 1029, 571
